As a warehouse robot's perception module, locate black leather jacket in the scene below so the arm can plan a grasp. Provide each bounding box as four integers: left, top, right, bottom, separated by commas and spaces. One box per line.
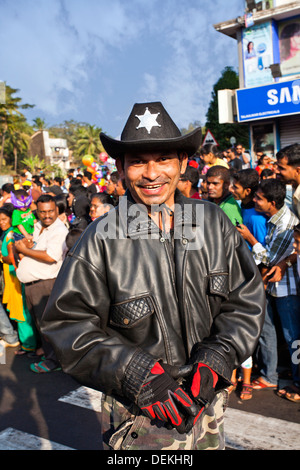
41, 190, 265, 404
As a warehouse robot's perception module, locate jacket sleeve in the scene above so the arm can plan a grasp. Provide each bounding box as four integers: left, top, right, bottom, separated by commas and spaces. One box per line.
190, 220, 266, 387
41, 228, 157, 401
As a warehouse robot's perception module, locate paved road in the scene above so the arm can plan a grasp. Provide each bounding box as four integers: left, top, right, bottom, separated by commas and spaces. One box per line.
0, 346, 299, 451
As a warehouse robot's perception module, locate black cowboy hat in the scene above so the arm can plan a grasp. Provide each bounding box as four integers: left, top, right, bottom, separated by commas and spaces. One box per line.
99, 101, 202, 160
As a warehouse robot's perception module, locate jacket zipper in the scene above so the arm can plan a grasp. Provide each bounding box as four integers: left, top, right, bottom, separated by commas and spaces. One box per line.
163, 236, 178, 303
160, 234, 178, 364
179, 240, 198, 354
163, 235, 194, 361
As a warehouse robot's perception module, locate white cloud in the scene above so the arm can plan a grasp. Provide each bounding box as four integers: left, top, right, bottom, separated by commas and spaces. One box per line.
0, 0, 89, 114
0, 0, 243, 133
141, 73, 158, 99
133, 0, 241, 129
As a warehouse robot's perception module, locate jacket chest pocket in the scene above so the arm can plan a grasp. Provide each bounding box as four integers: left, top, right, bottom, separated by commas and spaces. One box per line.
110, 295, 154, 329
207, 273, 229, 319
209, 273, 229, 300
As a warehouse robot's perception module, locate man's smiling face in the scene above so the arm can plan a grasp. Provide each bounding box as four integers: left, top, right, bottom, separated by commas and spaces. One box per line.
117, 151, 187, 210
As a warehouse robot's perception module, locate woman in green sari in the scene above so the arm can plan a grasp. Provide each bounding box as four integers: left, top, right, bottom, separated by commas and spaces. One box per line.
0, 205, 37, 354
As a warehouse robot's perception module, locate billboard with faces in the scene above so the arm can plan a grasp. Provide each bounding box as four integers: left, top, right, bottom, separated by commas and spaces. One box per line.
279, 17, 300, 77
242, 21, 274, 87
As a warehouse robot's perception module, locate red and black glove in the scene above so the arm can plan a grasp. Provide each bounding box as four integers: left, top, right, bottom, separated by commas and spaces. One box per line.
189, 362, 218, 407
137, 362, 199, 434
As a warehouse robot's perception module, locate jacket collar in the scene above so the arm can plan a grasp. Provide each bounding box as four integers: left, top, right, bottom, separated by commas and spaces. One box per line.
117, 189, 201, 238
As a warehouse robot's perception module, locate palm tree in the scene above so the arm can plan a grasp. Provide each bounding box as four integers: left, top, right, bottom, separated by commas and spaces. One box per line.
32, 117, 47, 131
0, 85, 34, 170
20, 155, 48, 174
6, 119, 30, 172
74, 124, 104, 158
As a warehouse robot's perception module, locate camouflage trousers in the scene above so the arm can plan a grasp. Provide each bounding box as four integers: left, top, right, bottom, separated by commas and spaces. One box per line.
101, 390, 228, 451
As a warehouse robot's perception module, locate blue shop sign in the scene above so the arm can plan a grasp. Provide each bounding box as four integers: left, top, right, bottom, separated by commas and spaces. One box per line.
236, 79, 300, 122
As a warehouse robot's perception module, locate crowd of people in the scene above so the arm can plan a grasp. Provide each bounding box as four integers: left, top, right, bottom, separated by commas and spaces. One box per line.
180, 142, 300, 404
0, 166, 123, 373
0, 140, 299, 407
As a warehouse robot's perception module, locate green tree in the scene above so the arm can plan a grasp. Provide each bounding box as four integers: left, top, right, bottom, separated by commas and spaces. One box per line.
74, 124, 104, 159
32, 117, 47, 131
6, 119, 30, 172
0, 85, 34, 171
20, 154, 49, 174
181, 121, 202, 135
48, 120, 96, 164
205, 66, 249, 150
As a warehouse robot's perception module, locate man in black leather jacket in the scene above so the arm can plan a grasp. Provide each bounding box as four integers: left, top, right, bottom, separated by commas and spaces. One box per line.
41, 102, 265, 450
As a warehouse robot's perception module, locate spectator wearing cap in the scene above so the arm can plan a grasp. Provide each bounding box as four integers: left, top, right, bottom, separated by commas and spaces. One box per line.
177, 166, 200, 199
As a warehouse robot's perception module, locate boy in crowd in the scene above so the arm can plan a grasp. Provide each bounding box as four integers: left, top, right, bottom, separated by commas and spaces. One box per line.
206, 166, 243, 226
11, 189, 36, 242
230, 169, 267, 251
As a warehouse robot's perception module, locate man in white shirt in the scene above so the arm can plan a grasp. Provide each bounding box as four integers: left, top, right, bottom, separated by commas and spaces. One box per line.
15, 194, 68, 373
24, 167, 32, 181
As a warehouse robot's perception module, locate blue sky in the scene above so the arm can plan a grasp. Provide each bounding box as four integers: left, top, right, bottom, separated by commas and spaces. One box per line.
1, 0, 244, 138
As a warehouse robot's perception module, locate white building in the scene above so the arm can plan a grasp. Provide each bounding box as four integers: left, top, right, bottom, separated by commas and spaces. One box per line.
30, 130, 70, 170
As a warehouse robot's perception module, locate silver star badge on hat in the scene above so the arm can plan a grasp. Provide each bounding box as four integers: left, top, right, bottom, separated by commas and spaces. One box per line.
135, 107, 161, 134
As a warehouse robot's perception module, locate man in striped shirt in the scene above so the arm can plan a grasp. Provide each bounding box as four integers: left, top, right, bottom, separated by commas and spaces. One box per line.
237, 179, 300, 392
